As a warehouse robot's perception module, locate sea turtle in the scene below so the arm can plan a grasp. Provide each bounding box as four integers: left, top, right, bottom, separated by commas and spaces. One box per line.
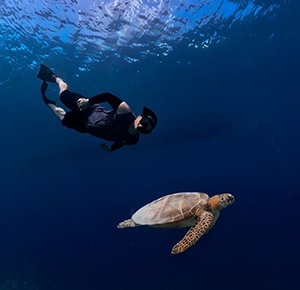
117, 192, 235, 254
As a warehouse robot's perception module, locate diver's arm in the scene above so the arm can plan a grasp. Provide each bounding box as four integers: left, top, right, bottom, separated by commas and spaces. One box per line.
116, 102, 131, 114
77, 93, 131, 113
89, 92, 123, 110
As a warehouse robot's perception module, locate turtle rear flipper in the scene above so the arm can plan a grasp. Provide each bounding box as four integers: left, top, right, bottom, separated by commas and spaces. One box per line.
117, 219, 139, 228
171, 211, 213, 254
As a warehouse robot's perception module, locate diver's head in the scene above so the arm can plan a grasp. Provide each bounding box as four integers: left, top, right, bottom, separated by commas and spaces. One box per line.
137, 107, 157, 135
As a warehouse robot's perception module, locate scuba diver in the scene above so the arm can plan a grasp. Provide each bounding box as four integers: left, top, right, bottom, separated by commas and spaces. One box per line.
37, 64, 157, 152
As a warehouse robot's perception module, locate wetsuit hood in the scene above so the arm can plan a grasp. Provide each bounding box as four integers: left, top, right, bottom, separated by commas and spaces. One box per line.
143, 106, 157, 128
138, 107, 157, 134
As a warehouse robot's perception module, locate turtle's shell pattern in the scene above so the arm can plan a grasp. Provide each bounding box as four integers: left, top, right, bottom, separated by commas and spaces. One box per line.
132, 192, 209, 225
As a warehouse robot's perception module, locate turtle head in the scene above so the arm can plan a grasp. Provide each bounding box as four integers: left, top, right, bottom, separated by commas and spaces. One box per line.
209, 193, 235, 211
218, 193, 235, 209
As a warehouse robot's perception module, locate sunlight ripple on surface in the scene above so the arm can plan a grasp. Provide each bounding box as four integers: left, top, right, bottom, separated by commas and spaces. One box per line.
0, 0, 281, 68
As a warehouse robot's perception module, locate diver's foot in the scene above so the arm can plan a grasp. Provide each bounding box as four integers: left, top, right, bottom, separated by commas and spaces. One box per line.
47, 104, 66, 121
41, 81, 56, 105
56, 77, 68, 95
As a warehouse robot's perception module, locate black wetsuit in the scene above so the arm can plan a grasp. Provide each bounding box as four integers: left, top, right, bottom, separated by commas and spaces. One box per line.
60, 90, 139, 151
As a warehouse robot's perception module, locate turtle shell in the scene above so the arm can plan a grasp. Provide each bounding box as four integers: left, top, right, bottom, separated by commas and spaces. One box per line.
132, 192, 209, 225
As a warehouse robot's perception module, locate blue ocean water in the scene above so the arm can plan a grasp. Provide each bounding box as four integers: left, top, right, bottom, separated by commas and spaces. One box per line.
0, 0, 299, 289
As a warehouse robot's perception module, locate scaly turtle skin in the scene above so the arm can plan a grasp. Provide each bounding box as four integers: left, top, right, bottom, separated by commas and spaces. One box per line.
117, 192, 235, 254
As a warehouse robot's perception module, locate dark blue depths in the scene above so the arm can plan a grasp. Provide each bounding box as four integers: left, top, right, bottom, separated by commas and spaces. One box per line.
0, 1, 300, 290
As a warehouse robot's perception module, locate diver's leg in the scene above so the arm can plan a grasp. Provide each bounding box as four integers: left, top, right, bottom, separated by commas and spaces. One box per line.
59, 89, 85, 112
41, 80, 65, 120
56, 77, 68, 95
46, 103, 66, 121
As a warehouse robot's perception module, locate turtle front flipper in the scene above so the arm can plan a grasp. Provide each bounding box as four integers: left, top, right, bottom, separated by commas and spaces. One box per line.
117, 219, 139, 228
171, 211, 213, 254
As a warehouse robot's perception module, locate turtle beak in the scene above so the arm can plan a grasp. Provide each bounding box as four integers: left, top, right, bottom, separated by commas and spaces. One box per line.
228, 194, 235, 204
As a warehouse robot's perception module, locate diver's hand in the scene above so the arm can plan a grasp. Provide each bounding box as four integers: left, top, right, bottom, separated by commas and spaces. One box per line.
77, 98, 90, 111
101, 143, 112, 152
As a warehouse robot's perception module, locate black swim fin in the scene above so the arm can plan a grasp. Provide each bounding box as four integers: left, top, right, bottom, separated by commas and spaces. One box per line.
41, 81, 56, 105
37, 64, 57, 83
